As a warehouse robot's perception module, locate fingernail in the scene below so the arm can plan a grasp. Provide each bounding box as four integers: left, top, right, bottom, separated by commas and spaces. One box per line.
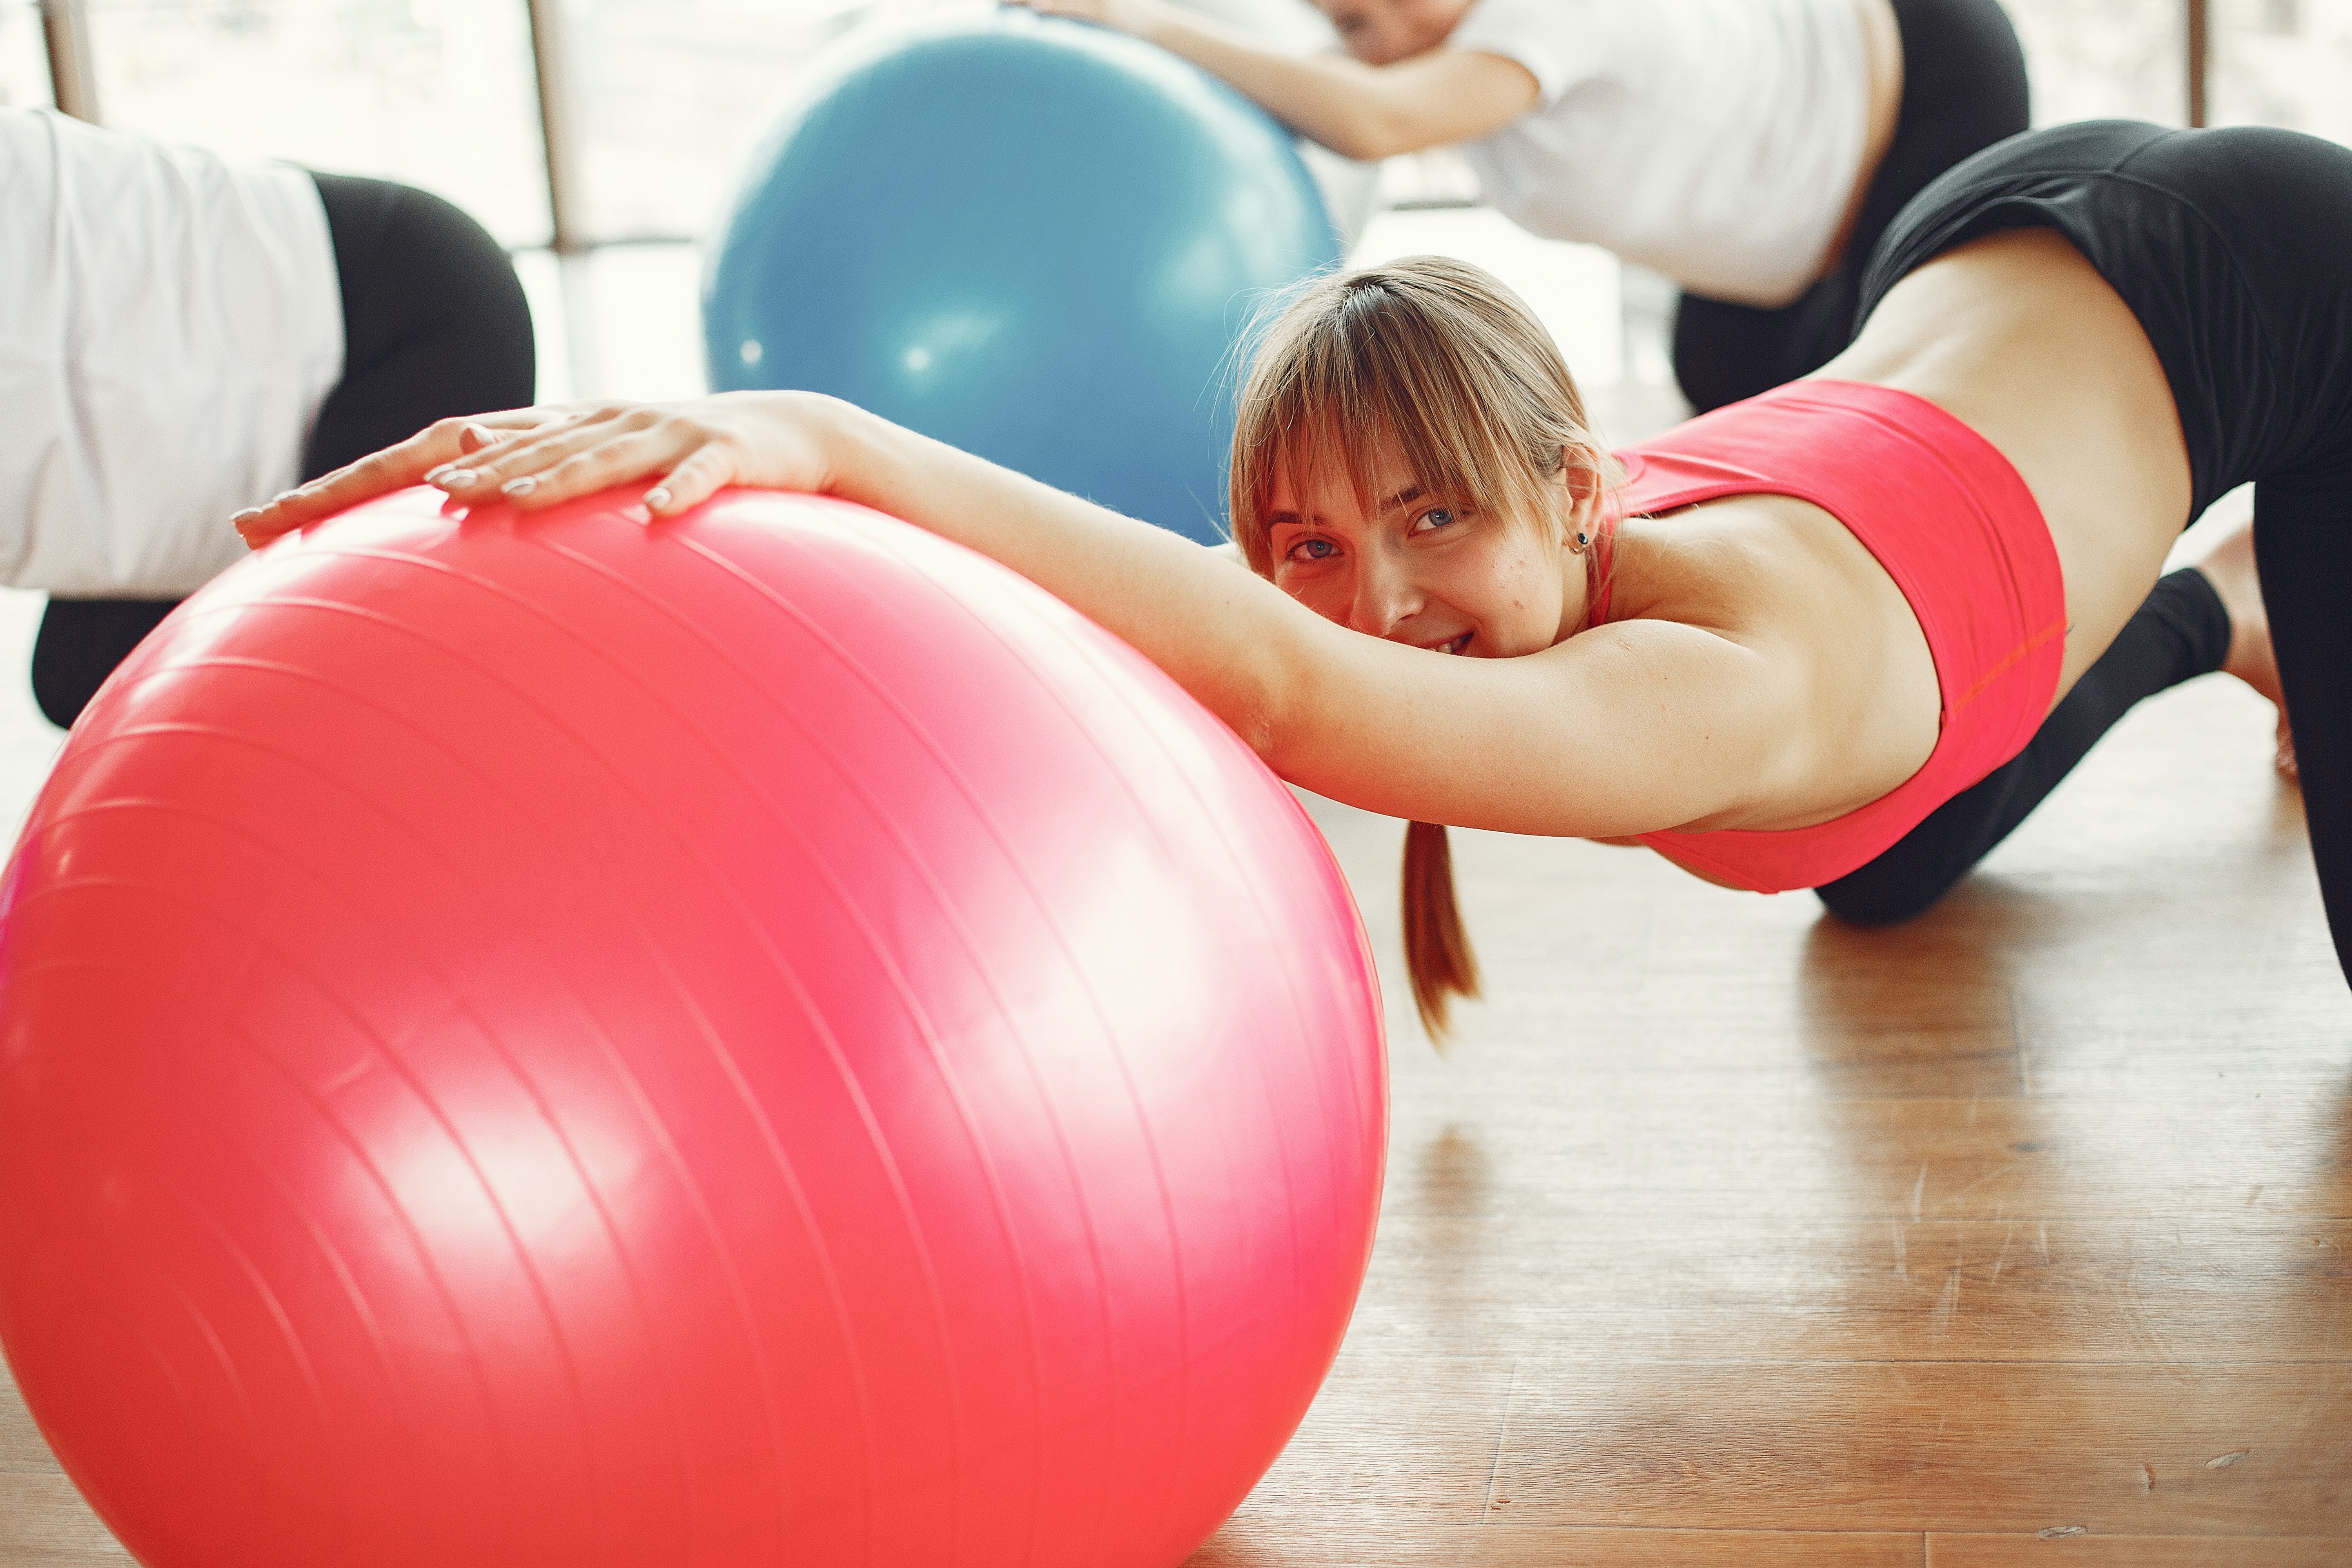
231, 506, 263, 522
424, 464, 454, 483
500, 476, 538, 497
273, 490, 302, 503
437, 469, 477, 490
644, 486, 672, 511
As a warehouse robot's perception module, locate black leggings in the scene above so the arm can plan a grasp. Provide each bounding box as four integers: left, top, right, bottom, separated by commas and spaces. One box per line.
1670, 0, 2030, 414
1820, 568, 2231, 921
1826, 122, 2352, 987
31, 173, 535, 728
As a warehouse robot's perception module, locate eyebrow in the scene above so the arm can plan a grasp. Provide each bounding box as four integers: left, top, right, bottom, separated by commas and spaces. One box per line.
1266, 483, 1426, 531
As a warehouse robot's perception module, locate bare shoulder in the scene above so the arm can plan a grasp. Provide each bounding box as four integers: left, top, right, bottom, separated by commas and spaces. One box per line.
1616, 495, 1893, 649
1610, 495, 1942, 829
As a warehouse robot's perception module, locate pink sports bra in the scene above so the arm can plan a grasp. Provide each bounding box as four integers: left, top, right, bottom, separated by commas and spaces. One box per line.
1607, 380, 2068, 893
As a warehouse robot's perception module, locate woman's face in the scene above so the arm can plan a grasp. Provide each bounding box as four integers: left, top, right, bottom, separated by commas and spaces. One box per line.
1312, 0, 1477, 65
1263, 437, 1587, 659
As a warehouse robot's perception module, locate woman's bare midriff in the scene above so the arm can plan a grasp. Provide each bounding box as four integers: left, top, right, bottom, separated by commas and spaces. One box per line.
1820, 227, 2194, 710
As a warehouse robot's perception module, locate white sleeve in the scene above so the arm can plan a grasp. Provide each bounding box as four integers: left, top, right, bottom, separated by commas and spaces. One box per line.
1447, 0, 1604, 107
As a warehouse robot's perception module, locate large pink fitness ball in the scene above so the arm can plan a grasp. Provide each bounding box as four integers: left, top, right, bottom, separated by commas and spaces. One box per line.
0, 486, 1386, 1568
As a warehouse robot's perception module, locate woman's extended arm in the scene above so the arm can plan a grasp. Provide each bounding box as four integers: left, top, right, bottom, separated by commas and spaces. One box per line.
1009, 0, 1535, 160
232, 396, 1811, 837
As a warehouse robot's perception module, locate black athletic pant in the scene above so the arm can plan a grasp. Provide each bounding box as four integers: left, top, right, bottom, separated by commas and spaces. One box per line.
1826, 122, 2352, 989
31, 173, 535, 728
1670, 0, 2030, 414
1820, 568, 2232, 921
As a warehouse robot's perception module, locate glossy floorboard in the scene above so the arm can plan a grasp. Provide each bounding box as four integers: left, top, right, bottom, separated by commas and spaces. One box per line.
2, 662, 2345, 1565
1177, 671, 2352, 1565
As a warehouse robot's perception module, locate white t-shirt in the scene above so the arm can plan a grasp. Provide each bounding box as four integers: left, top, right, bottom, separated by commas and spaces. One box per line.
1452, 0, 1873, 307
0, 108, 344, 597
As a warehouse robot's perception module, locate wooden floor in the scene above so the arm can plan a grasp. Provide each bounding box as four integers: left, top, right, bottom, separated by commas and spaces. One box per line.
3, 657, 2347, 1566
1186, 673, 2352, 1566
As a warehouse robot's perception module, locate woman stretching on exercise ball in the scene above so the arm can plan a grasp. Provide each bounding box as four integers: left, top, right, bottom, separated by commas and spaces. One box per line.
237, 123, 2341, 1032
1011, 0, 2029, 414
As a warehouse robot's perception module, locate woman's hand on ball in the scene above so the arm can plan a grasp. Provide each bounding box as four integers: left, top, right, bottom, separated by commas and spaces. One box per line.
234, 408, 560, 547
234, 393, 849, 546
419, 393, 848, 517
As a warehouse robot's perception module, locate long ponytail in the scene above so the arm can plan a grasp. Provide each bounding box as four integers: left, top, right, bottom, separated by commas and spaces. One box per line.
1402, 821, 1479, 1040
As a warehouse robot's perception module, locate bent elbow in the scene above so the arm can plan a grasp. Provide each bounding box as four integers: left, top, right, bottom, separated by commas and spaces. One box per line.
1232, 633, 1312, 772
1319, 114, 1425, 163
1232, 673, 1290, 766
1315, 120, 1398, 162
1239, 713, 1284, 768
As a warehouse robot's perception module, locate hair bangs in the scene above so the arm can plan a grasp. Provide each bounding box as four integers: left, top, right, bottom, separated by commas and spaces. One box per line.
1229, 257, 1600, 574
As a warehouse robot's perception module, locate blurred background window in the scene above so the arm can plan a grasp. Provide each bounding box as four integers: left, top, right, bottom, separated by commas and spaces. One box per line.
0, 3, 54, 108
560, 0, 869, 245
16, 0, 2341, 419
2013, 0, 2189, 123
80, 0, 553, 247
2212, 0, 2352, 144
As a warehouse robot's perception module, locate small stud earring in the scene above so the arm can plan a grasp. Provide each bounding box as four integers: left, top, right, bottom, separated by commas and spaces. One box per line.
1572, 530, 1590, 553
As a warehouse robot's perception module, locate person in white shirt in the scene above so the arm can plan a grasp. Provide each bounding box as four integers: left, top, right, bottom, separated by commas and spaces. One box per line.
1, 108, 534, 726
1012, 0, 2029, 414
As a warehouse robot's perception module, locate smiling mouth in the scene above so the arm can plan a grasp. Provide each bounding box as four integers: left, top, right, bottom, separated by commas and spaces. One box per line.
1421, 632, 1472, 656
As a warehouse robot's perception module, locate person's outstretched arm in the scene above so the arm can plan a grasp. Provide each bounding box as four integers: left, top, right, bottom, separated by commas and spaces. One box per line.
1009, 0, 1535, 160
232, 397, 1812, 839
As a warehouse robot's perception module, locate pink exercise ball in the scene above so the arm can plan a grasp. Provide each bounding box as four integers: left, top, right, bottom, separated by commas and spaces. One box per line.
0, 486, 1386, 1567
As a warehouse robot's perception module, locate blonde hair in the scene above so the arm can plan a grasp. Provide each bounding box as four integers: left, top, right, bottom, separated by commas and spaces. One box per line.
1227, 255, 1615, 1040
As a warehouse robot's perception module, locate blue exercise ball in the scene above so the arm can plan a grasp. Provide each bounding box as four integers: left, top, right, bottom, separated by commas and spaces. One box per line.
703, 8, 1343, 544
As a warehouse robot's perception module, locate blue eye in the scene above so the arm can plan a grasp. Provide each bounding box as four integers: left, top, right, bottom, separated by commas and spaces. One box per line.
1414, 508, 1456, 532
1289, 537, 1336, 561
